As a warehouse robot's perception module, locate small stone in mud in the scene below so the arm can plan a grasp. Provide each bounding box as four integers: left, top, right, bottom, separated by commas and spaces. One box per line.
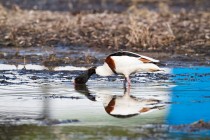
60, 119, 80, 123
30, 76, 38, 80
45, 94, 83, 99
85, 55, 98, 64
0, 75, 9, 80
0, 80, 10, 84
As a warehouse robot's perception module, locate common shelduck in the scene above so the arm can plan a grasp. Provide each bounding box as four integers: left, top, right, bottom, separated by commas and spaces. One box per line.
103, 87, 164, 118
74, 51, 161, 85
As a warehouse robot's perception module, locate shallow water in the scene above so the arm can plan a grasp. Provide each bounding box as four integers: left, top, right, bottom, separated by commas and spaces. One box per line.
0, 65, 210, 139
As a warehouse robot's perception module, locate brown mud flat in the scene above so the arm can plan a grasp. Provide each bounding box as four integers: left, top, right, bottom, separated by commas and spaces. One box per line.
172, 120, 210, 133
0, 119, 210, 140
0, 0, 210, 67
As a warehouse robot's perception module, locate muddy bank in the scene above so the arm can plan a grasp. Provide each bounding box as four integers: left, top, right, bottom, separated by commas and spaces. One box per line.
0, 1, 209, 67
1, 46, 209, 67
0, 120, 210, 140
1, 0, 210, 12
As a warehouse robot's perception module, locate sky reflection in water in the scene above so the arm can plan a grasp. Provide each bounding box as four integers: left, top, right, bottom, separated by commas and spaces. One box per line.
167, 67, 210, 125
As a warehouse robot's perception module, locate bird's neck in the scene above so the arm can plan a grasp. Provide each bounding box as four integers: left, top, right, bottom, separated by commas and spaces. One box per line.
87, 67, 96, 78
95, 64, 114, 76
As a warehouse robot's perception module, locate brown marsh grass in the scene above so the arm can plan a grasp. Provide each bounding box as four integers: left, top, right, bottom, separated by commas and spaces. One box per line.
0, 1, 209, 65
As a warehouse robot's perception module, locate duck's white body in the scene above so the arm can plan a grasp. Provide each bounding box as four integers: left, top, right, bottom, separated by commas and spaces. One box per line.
95, 63, 113, 76
101, 87, 164, 117
95, 51, 161, 85
103, 93, 161, 116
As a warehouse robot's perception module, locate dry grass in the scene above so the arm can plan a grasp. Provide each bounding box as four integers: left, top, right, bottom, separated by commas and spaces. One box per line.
126, 15, 175, 51
0, 1, 209, 57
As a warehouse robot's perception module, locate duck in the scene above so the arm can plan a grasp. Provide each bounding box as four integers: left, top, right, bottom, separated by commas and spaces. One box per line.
74, 51, 161, 85
103, 87, 164, 118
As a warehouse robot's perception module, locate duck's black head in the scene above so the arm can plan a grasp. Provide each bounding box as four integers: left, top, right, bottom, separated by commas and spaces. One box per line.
87, 66, 96, 76
74, 67, 96, 84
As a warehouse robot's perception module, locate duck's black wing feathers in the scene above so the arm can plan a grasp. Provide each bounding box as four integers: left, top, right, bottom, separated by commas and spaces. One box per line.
108, 51, 159, 63
108, 51, 141, 58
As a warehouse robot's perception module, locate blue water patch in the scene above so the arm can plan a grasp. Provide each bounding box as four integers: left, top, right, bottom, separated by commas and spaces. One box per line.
167, 67, 210, 125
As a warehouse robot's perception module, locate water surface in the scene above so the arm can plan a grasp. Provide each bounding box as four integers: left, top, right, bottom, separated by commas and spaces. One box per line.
0, 65, 210, 139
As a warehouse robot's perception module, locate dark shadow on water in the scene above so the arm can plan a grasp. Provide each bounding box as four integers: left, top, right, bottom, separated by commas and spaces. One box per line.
36, 84, 51, 124
36, 84, 80, 125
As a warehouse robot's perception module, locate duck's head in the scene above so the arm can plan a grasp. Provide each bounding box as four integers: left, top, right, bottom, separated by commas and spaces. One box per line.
74, 67, 96, 84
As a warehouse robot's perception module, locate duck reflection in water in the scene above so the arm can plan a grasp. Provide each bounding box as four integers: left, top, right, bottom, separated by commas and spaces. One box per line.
74, 85, 165, 118
74, 84, 96, 101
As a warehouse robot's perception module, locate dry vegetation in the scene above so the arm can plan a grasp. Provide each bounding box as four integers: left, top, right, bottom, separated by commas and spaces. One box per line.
0, 0, 209, 66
